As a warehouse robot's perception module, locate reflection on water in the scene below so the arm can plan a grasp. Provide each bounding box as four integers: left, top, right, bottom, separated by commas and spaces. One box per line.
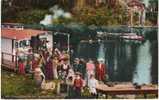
97, 42, 105, 62
76, 28, 157, 84
133, 40, 151, 84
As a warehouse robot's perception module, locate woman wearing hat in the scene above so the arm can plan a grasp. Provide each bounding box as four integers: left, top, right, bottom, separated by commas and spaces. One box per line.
96, 59, 106, 82
32, 54, 40, 71
86, 59, 95, 85
88, 74, 98, 98
45, 56, 54, 80
59, 59, 70, 80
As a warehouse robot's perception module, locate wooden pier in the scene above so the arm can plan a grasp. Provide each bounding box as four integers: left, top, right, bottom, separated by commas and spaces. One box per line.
96, 83, 158, 98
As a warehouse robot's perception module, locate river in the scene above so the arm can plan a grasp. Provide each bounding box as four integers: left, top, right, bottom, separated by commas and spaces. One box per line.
75, 27, 158, 84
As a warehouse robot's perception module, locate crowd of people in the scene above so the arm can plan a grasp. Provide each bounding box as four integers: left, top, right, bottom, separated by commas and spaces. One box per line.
17, 46, 108, 98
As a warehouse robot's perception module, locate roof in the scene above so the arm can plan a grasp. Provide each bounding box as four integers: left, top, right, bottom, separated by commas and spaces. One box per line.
127, 0, 145, 8
1, 28, 47, 40
2, 23, 24, 25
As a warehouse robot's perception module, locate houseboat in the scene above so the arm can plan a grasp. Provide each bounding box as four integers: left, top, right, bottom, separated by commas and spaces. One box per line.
1, 24, 52, 70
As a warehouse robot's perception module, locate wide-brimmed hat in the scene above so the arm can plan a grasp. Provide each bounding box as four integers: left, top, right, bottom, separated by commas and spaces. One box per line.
34, 53, 40, 58
75, 72, 82, 76
74, 58, 80, 61
98, 58, 105, 62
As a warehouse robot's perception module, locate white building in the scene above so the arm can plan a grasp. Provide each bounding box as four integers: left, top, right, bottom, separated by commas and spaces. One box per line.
1, 27, 53, 62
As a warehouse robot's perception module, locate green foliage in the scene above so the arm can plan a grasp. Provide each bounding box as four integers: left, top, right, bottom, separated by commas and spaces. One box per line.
146, 12, 157, 25
1, 70, 58, 98
149, 0, 158, 10
73, 5, 129, 26
147, 0, 158, 25
81, 86, 91, 97
15, 9, 49, 24
53, 17, 74, 25
1, 71, 37, 97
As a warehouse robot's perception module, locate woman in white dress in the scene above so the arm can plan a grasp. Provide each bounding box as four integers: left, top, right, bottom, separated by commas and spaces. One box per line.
86, 59, 95, 85
88, 74, 98, 98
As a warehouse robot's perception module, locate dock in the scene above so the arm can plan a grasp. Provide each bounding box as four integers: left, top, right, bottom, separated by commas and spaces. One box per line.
96, 83, 158, 98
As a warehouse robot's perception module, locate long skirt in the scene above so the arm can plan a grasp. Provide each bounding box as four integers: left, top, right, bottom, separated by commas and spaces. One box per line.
86, 70, 94, 85
45, 64, 53, 80
74, 88, 81, 98
53, 66, 58, 79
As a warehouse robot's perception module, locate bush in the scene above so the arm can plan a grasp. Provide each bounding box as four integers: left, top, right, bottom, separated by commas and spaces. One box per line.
73, 5, 129, 26
15, 9, 49, 24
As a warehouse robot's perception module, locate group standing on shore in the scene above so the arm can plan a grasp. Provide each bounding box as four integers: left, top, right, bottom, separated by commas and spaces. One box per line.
17, 46, 107, 98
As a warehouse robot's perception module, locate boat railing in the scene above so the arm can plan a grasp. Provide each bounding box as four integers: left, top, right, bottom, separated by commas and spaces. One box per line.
1, 52, 18, 71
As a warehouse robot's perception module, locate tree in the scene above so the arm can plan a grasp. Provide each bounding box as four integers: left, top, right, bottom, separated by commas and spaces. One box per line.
1, 0, 57, 23
73, 4, 129, 26
146, 0, 158, 25
52, 17, 74, 25
15, 9, 49, 24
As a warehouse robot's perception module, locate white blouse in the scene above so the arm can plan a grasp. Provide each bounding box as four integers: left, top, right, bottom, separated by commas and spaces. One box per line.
88, 78, 98, 94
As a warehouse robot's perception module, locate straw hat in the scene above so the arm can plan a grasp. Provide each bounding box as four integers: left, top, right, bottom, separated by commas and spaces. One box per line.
75, 72, 82, 76
98, 58, 105, 62
88, 60, 93, 63
75, 58, 80, 61
34, 53, 40, 58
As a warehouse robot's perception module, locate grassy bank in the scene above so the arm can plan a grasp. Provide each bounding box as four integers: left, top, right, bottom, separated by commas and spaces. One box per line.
1, 70, 157, 99
1, 70, 64, 99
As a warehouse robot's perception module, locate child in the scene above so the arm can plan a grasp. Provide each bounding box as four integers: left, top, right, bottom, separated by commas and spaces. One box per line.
73, 72, 83, 98
18, 59, 25, 75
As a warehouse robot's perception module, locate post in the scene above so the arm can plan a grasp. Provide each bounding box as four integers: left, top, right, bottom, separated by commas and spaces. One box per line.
130, 11, 133, 26
67, 34, 70, 65
12, 39, 14, 62
67, 34, 70, 53
52, 32, 54, 50
15, 54, 18, 72
2, 52, 4, 64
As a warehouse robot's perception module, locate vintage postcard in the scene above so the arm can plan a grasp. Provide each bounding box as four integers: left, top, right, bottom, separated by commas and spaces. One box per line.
1, 0, 158, 99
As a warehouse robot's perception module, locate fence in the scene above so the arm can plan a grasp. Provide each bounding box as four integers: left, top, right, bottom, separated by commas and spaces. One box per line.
1, 52, 18, 71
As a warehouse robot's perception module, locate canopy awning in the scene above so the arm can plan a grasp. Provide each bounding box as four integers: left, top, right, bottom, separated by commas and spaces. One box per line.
2, 28, 48, 40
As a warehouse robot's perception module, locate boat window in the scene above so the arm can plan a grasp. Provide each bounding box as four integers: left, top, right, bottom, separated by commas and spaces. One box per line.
15, 42, 19, 48
40, 37, 47, 41
19, 40, 30, 47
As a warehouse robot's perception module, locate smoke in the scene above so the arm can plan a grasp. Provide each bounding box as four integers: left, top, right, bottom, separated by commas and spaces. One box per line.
50, 5, 71, 19
133, 40, 151, 85
40, 15, 52, 25
40, 5, 72, 25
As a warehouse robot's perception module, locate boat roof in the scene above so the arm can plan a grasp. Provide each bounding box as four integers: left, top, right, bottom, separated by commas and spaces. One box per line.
1, 28, 48, 40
